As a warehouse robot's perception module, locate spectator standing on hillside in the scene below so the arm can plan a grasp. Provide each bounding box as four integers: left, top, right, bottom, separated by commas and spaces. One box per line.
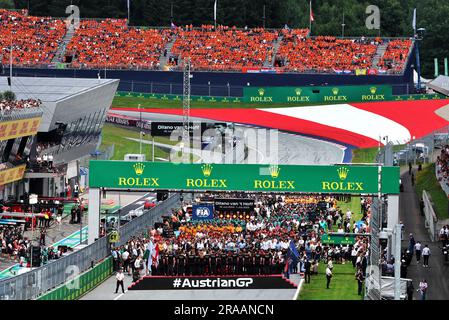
422, 245, 430, 267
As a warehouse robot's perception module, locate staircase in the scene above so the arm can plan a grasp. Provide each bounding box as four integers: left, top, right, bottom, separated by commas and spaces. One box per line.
160, 35, 178, 70
372, 42, 389, 68
264, 35, 283, 67
52, 24, 76, 63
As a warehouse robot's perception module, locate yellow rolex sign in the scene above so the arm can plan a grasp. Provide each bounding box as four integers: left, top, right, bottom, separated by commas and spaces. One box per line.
89, 161, 400, 194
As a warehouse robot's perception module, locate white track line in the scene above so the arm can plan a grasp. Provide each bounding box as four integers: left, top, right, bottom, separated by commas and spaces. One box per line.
293, 279, 305, 300
113, 289, 128, 300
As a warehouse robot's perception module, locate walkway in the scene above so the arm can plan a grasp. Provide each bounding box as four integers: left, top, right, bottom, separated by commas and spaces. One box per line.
399, 167, 449, 299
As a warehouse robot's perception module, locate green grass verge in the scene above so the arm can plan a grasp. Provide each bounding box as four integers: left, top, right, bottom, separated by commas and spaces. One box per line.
337, 197, 362, 222
100, 123, 198, 162
112, 96, 348, 109
415, 163, 448, 219
298, 263, 363, 300
351, 145, 406, 164
352, 147, 378, 164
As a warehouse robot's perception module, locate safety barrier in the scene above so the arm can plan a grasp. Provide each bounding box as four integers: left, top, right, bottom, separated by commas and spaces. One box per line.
37, 257, 112, 300
0, 194, 179, 300
422, 190, 438, 241
117, 193, 180, 246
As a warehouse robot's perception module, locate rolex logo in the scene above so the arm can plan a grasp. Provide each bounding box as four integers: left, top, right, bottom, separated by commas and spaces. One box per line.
269, 165, 281, 179
295, 88, 302, 96
201, 164, 213, 177
258, 88, 265, 96
332, 88, 339, 95
337, 167, 349, 180
370, 86, 377, 94
133, 163, 145, 175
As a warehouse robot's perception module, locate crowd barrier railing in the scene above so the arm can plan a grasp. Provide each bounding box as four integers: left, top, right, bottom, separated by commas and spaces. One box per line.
0, 193, 179, 300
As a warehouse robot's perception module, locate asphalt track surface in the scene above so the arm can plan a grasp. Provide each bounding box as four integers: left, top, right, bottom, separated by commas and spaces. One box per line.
111, 110, 346, 165
399, 168, 449, 300
81, 275, 300, 300
84, 110, 341, 300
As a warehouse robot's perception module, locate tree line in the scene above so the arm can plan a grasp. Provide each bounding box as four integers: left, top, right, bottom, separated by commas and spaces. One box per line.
1, 0, 448, 78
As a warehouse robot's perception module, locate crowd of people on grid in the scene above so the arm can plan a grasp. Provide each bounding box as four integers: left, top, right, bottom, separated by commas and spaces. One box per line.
0, 10, 412, 74
111, 194, 372, 296
0, 199, 85, 268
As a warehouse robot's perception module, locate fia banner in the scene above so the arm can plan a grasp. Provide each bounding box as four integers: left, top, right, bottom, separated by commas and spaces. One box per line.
191, 204, 215, 220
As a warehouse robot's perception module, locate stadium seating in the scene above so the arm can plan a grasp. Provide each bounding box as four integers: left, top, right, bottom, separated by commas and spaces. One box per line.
66, 19, 174, 69
0, 10, 413, 74
0, 9, 66, 66
377, 39, 412, 73
170, 25, 279, 71
276, 35, 380, 73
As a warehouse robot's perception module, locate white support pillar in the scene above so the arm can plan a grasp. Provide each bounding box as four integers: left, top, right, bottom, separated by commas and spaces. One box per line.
387, 195, 399, 230
394, 223, 402, 300
88, 188, 101, 244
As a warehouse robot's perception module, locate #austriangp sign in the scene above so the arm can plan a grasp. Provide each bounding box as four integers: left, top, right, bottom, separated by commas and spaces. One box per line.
128, 275, 297, 290
89, 161, 400, 194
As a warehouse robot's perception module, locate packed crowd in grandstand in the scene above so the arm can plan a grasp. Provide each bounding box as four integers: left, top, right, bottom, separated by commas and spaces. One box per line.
110, 194, 372, 287
0, 10, 413, 74
0, 9, 65, 66
436, 145, 449, 188
0, 98, 42, 112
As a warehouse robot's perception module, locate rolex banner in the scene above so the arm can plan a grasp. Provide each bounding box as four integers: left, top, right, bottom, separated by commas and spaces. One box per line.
243, 85, 393, 103
89, 161, 399, 194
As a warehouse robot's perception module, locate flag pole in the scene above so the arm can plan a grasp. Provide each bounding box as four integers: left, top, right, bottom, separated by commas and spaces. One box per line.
214, 0, 217, 29
309, 0, 312, 35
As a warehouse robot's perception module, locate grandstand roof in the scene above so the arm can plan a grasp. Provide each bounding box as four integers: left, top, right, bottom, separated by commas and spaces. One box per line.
0, 76, 118, 102
428, 75, 449, 96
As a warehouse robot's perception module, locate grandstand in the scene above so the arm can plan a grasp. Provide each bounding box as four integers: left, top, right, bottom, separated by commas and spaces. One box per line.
0, 10, 413, 75
0, 76, 118, 200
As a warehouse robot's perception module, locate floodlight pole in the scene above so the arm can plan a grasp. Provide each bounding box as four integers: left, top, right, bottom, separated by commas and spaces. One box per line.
182, 58, 191, 162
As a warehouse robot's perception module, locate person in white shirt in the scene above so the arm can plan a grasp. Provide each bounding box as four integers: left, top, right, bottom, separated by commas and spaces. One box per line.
346, 209, 352, 221
115, 268, 125, 294
422, 245, 431, 267
414, 241, 422, 262
326, 266, 333, 289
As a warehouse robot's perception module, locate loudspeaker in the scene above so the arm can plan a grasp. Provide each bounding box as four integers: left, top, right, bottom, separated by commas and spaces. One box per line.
156, 190, 169, 201
31, 246, 41, 267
